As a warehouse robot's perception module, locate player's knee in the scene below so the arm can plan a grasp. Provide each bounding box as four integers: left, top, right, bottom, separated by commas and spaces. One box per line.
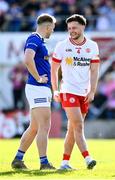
29, 126, 37, 135
39, 123, 50, 134
72, 121, 83, 132
43, 125, 50, 133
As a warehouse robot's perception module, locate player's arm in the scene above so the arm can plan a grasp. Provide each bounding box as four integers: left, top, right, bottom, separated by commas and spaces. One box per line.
85, 42, 100, 103
51, 60, 61, 102
85, 62, 100, 103
51, 42, 62, 102
24, 49, 48, 83
90, 62, 100, 94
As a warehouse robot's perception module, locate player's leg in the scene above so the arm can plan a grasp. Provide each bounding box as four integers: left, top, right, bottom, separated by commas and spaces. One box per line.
65, 107, 96, 169
60, 121, 75, 169
59, 93, 76, 170
61, 113, 86, 166
11, 84, 39, 170
11, 112, 38, 169
60, 113, 86, 169
19, 111, 38, 151
32, 107, 55, 170
81, 113, 96, 169
63, 121, 75, 158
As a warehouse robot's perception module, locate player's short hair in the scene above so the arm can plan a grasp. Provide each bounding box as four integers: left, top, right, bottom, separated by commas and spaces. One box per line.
66, 14, 86, 26
37, 13, 56, 25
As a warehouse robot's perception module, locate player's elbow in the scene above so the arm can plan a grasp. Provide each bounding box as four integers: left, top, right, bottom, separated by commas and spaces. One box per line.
24, 57, 30, 66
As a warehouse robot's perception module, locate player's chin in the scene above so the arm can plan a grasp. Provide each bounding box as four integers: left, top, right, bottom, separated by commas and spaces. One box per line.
46, 34, 50, 39
74, 35, 80, 40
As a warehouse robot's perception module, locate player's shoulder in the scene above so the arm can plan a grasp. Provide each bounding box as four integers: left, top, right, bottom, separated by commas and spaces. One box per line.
86, 37, 98, 47
55, 39, 68, 48
27, 32, 42, 43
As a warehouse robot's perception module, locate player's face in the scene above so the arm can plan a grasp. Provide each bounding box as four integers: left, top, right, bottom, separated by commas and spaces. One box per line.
46, 23, 55, 38
67, 21, 85, 40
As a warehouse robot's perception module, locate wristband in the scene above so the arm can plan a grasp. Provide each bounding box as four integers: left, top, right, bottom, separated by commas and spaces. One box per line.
54, 90, 59, 96
38, 77, 42, 83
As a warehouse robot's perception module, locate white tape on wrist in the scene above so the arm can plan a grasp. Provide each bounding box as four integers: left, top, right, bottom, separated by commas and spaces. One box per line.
38, 77, 42, 83
54, 90, 59, 96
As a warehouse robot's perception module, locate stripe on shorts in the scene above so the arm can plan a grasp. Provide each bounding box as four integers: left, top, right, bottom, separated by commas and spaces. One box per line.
34, 98, 47, 103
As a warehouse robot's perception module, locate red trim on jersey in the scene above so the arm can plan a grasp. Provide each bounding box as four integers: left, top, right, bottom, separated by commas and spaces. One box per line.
69, 37, 86, 46
91, 59, 100, 63
52, 57, 61, 63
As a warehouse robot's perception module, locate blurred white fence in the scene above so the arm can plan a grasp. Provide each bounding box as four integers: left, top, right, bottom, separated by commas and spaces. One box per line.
0, 32, 115, 110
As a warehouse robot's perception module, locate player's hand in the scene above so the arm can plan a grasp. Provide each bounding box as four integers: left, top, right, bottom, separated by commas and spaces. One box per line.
84, 91, 95, 103
38, 74, 48, 83
53, 90, 61, 102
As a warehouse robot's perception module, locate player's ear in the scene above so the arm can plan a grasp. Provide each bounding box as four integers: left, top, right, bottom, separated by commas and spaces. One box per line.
83, 25, 85, 30
46, 24, 50, 30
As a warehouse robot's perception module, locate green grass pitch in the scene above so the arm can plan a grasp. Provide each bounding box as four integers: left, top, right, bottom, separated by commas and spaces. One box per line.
0, 138, 115, 180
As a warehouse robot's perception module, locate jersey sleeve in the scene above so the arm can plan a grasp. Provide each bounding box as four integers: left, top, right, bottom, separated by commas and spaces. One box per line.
25, 36, 39, 52
52, 42, 62, 63
91, 42, 100, 63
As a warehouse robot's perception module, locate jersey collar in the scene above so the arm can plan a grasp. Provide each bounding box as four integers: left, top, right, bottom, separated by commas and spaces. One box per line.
32, 32, 44, 42
69, 37, 86, 46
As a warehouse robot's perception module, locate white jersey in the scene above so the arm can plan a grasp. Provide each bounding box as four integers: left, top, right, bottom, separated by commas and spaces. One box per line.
52, 37, 100, 96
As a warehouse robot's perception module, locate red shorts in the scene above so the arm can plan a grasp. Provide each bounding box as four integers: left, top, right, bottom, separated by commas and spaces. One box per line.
60, 93, 89, 113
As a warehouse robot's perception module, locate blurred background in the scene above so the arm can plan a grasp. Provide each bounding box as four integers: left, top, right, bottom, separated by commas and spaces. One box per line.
0, 0, 115, 139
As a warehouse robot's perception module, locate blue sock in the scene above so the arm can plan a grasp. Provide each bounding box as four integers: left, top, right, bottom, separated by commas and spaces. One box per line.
15, 150, 25, 161
40, 156, 49, 165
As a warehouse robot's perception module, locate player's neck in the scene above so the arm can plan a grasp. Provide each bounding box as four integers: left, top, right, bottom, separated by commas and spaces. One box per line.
36, 27, 45, 39
71, 35, 85, 45
36, 31, 44, 39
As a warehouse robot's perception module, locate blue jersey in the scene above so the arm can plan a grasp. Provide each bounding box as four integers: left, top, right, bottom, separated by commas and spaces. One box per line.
24, 33, 51, 88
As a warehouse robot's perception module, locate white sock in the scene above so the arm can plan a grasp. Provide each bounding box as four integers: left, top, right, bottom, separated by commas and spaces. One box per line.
61, 160, 69, 166
85, 156, 93, 165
